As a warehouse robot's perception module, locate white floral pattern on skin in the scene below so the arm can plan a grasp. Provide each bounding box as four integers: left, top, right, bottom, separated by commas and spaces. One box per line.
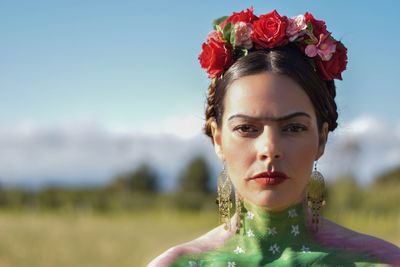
291, 224, 300, 236
269, 243, 280, 255
267, 227, 277, 236
188, 260, 202, 267
288, 209, 298, 218
246, 229, 255, 237
233, 246, 245, 254
301, 245, 310, 253
246, 211, 254, 220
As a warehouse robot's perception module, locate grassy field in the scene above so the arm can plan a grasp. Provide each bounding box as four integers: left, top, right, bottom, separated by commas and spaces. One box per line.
0, 209, 398, 267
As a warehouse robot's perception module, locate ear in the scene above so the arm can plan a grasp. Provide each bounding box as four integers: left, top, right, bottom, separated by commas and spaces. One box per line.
210, 120, 224, 161
316, 122, 329, 160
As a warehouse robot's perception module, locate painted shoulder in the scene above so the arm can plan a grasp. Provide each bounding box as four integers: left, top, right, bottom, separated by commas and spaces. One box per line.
316, 217, 400, 265
147, 215, 237, 267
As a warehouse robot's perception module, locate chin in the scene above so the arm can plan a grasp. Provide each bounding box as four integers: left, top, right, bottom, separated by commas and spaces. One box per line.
247, 190, 295, 212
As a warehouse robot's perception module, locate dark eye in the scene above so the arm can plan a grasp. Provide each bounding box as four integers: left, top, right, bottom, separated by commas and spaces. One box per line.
234, 124, 259, 134
283, 124, 307, 133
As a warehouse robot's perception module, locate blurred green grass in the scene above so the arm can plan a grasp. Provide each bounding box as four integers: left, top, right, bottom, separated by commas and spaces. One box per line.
0, 209, 216, 267
0, 208, 398, 267
0, 171, 399, 266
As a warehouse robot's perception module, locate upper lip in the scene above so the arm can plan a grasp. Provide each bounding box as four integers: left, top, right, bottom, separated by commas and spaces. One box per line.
248, 171, 289, 180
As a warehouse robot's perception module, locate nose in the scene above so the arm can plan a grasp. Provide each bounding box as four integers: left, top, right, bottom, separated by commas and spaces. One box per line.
256, 127, 283, 161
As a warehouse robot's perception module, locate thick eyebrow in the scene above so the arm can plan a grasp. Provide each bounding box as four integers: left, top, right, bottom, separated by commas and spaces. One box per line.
228, 112, 311, 122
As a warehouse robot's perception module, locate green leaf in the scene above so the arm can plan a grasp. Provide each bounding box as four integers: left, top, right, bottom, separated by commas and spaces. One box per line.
222, 22, 233, 43
215, 24, 222, 34
212, 16, 229, 30
230, 28, 236, 47
307, 22, 314, 32
304, 39, 316, 45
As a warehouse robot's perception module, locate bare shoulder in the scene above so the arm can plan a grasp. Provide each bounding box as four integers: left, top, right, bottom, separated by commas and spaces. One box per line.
147, 218, 236, 267
317, 217, 400, 264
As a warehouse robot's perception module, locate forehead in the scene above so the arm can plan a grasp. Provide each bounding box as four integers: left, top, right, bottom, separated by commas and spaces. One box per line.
223, 73, 316, 120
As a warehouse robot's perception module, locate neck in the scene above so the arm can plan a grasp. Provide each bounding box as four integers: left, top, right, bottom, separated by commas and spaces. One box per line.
239, 200, 310, 241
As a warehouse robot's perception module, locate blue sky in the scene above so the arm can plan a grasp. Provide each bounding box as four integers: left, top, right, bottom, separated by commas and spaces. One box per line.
1, 0, 400, 130
0, 1, 400, 187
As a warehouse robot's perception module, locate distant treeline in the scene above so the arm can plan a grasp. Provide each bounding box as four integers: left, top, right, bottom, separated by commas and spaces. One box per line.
0, 156, 399, 215
0, 156, 214, 212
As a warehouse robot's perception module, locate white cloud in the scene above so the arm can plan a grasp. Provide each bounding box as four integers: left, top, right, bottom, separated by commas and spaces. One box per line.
320, 116, 400, 184
0, 115, 399, 189
0, 117, 219, 189
138, 114, 205, 139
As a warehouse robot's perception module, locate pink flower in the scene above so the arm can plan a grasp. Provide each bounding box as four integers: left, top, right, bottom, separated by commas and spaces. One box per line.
316, 34, 336, 61
316, 41, 347, 80
286, 15, 307, 41
305, 44, 318, 57
234, 22, 253, 49
305, 33, 336, 61
207, 31, 222, 42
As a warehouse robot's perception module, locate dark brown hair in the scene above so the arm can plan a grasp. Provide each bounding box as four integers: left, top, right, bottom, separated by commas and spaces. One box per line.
203, 44, 338, 142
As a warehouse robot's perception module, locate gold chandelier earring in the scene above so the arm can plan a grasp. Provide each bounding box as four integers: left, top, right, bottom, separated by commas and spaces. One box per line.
216, 163, 232, 231
307, 161, 326, 232
235, 191, 244, 234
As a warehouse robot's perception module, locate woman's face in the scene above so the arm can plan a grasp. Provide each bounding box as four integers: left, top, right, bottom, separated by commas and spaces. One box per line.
211, 72, 328, 211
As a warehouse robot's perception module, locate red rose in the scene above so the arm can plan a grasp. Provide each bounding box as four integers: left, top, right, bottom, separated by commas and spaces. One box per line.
226, 7, 258, 24
316, 41, 348, 80
304, 12, 328, 37
252, 10, 288, 49
198, 32, 233, 78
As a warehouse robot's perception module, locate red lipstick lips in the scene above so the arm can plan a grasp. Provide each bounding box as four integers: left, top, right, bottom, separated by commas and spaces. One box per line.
249, 171, 289, 186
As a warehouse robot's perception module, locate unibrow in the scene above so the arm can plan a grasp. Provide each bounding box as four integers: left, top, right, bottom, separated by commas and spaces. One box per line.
227, 112, 311, 122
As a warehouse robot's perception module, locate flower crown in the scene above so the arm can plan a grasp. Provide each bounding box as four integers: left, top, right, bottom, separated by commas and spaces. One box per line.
198, 8, 348, 81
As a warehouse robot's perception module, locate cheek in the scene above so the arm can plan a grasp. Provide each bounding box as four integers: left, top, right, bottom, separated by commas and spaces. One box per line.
221, 131, 255, 179
285, 135, 319, 176
291, 139, 317, 158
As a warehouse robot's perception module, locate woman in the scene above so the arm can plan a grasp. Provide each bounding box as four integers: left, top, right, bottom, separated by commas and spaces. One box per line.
149, 8, 400, 266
